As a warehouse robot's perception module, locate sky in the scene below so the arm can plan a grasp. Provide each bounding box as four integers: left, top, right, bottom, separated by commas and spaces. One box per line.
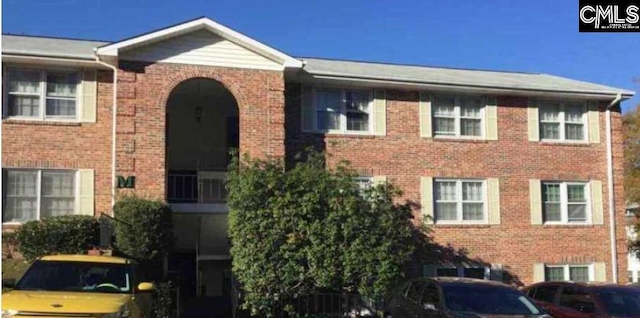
2, 0, 639, 111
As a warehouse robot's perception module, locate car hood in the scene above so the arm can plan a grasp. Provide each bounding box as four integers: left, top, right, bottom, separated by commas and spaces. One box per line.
2, 290, 131, 314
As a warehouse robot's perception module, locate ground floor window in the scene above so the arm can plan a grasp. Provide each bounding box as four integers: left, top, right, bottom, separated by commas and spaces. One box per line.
435, 266, 490, 280
2, 168, 76, 223
628, 270, 640, 283
545, 264, 592, 282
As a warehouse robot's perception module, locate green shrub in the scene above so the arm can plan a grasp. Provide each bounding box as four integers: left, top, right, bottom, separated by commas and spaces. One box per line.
153, 281, 174, 318
15, 215, 100, 261
112, 196, 173, 280
227, 151, 416, 316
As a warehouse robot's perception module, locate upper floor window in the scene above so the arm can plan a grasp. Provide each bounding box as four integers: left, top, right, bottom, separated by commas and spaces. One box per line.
433, 95, 484, 138
539, 100, 586, 141
542, 182, 589, 224
434, 179, 486, 223
5, 68, 79, 120
315, 88, 371, 133
3, 169, 77, 223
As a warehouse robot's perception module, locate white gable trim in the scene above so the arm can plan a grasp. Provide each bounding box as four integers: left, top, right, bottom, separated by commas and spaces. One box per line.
96, 17, 302, 68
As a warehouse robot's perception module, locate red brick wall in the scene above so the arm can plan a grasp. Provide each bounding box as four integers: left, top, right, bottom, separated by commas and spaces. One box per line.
2, 70, 115, 220
115, 61, 286, 200
285, 84, 628, 284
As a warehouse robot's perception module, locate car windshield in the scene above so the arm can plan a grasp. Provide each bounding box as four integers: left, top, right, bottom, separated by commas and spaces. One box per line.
441, 283, 541, 315
15, 260, 132, 294
597, 287, 640, 317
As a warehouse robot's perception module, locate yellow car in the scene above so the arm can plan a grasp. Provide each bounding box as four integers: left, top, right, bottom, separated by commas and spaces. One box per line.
2, 255, 155, 318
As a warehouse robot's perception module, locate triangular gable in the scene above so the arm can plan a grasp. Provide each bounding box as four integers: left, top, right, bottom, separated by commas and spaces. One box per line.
96, 17, 302, 69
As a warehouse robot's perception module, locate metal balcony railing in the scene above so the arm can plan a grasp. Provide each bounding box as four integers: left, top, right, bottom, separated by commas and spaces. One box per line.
167, 171, 227, 204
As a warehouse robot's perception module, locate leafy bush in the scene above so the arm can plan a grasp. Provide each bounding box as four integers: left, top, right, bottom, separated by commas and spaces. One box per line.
227, 151, 416, 316
153, 281, 174, 318
15, 215, 100, 261
112, 196, 173, 280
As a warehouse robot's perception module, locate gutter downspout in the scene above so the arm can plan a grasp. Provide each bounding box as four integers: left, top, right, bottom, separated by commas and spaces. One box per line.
606, 93, 622, 283
94, 55, 118, 213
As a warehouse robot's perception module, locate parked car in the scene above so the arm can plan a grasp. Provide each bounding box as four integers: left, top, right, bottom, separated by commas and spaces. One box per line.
385, 277, 547, 318
523, 281, 640, 318
2, 254, 155, 318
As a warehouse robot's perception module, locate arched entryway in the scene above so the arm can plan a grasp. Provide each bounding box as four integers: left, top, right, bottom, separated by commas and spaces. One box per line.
165, 77, 238, 317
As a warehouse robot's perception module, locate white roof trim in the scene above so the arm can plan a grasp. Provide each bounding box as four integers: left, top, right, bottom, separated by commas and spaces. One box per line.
96, 17, 303, 68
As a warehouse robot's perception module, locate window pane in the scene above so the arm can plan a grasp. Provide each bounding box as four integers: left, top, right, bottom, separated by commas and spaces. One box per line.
540, 103, 561, 122
316, 90, 341, 111
569, 266, 590, 282
543, 184, 561, 202
317, 111, 340, 130
8, 95, 40, 117
436, 203, 457, 221
533, 286, 559, 302
46, 99, 76, 117
346, 112, 369, 131
436, 182, 457, 200
545, 267, 565, 281
462, 182, 483, 201
567, 185, 586, 202
434, 97, 455, 115
46, 72, 77, 98
460, 97, 482, 118
345, 90, 369, 112
565, 124, 584, 141
541, 123, 560, 139
544, 203, 561, 222
461, 119, 481, 136
463, 268, 485, 279
568, 204, 587, 222
559, 286, 595, 312
436, 268, 458, 277
434, 118, 455, 135
462, 203, 484, 220
565, 104, 584, 123
8, 69, 41, 94
4, 170, 38, 223
41, 171, 75, 218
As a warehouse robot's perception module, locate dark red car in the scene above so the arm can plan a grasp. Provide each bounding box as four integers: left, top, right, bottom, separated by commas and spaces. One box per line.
523, 281, 640, 318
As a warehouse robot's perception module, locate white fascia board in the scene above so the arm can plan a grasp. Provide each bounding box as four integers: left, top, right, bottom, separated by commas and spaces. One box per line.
3, 54, 111, 69
299, 73, 635, 100
96, 17, 303, 68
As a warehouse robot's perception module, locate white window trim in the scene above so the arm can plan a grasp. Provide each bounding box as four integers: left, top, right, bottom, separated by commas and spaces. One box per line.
436, 265, 491, 280
2, 168, 79, 224
3, 66, 82, 122
312, 87, 373, 135
432, 95, 485, 139
539, 100, 588, 143
542, 181, 592, 225
544, 264, 594, 282
434, 178, 488, 225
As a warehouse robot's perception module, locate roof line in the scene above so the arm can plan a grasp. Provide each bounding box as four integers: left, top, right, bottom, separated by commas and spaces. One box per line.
2, 32, 112, 43
306, 71, 635, 98
96, 16, 208, 49
298, 56, 541, 75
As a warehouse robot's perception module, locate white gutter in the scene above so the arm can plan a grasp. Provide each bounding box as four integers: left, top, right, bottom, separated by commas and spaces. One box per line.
606, 93, 623, 283
94, 55, 118, 213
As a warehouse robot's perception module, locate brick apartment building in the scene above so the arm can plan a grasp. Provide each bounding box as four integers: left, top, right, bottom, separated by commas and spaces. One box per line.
1, 17, 636, 299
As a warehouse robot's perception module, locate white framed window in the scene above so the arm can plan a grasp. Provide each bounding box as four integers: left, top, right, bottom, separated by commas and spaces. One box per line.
544, 264, 593, 282
432, 95, 484, 138
434, 179, 486, 224
4, 68, 80, 120
539, 100, 587, 141
314, 88, 372, 134
2, 169, 77, 223
354, 176, 373, 192
435, 266, 491, 280
542, 182, 590, 224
